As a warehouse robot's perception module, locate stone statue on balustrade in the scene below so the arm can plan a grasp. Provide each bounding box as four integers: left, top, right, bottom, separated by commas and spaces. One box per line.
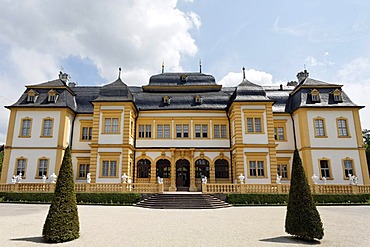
157, 176, 164, 184
122, 173, 128, 183
42, 175, 47, 183
86, 173, 91, 183
201, 176, 208, 184
349, 174, 358, 185
276, 174, 282, 184
238, 174, 245, 184
16, 173, 22, 183
311, 174, 319, 185
50, 173, 57, 183
11, 175, 16, 184
322, 176, 327, 185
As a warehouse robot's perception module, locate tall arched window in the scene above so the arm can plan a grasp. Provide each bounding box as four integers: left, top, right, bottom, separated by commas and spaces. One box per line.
156, 159, 171, 178
137, 159, 151, 178
195, 159, 209, 178
215, 159, 229, 178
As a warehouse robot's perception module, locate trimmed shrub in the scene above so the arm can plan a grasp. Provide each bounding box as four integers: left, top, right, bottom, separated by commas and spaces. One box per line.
226, 194, 288, 205
285, 150, 324, 240
42, 146, 80, 243
76, 193, 142, 204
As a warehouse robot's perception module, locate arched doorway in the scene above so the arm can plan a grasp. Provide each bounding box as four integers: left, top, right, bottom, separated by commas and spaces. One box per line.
176, 159, 190, 188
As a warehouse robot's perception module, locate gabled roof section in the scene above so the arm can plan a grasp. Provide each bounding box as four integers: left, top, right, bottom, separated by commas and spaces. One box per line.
232, 78, 272, 102
287, 70, 360, 112
143, 72, 222, 92
94, 78, 133, 102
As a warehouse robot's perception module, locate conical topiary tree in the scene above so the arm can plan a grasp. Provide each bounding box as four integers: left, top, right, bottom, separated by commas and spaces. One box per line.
285, 149, 324, 240
43, 146, 80, 243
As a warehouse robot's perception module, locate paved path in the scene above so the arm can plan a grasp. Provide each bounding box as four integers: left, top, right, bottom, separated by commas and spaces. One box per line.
0, 203, 369, 246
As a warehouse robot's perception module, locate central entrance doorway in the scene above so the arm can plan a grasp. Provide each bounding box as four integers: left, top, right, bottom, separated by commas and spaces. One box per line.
176, 159, 190, 190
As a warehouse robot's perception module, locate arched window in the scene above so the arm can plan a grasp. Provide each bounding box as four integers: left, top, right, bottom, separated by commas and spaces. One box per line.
215, 159, 229, 178
156, 159, 171, 178
195, 159, 209, 178
137, 159, 151, 178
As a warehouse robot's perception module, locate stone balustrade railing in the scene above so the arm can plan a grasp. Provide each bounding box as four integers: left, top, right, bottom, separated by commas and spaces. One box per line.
202, 183, 370, 195
0, 183, 164, 194
1, 182, 369, 194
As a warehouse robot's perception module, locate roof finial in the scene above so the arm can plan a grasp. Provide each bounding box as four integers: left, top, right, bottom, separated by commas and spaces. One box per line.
199, 59, 202, 73
161, 61, 164, 73
118, 67, 122, 79
242, 67, 246, 80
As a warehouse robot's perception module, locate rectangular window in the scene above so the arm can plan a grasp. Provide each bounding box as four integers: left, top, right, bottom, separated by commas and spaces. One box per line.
101, 160, 117, 177
82, 127, 93, 140
38, 159, 48, 177
176, 124, 182, 138
343, 160, 354, 178
214, 125, 220, 138
277, 164, 288, 179
221, 125, 227, 138
195, 124, 201, 138
138, 125, 145, 138
249, 161, 257, 177
157, 125, 163, 138
319, 160, 331, 178
79, 164, 90, 178
21, 119, 32, 137
164, 124, 170, 138
16, 159, 27, 176
202, 124, 208, 138
42, 119, 53, 137
104, 118, 119, 133
183, 124, 189, 138
314, 119, 326, 137
145, 124, 152, 138
249, 160, 265, 177
337, 119, 348, 137
274, 127, 285, 140
247, 117, 262, 133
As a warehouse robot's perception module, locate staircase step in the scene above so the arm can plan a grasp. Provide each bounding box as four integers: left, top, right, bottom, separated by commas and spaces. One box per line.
136, 193, 231, 209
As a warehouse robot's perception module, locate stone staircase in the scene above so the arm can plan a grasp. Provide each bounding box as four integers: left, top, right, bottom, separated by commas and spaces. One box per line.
136, 193, 231, 209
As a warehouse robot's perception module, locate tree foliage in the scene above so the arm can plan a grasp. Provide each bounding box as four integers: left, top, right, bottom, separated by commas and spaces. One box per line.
363, 129, 370, 176
42, 146, 80, 243
285, 149, 324, 240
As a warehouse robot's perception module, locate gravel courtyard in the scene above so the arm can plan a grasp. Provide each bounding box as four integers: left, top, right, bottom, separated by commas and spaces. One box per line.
0, 203, 369, 247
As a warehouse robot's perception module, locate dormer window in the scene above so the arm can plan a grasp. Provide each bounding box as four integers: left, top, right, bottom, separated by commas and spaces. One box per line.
48, 89, 58, 103
332, 89, 342, 102
310, 89, 320, 103
163, 96, 171, 105
195, 95, 202, 105
180, 74, 187, 82
27, 89, 38, 103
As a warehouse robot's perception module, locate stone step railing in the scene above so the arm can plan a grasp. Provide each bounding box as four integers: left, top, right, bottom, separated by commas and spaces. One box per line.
202, 183, 370, 195
0, 183, 164, 194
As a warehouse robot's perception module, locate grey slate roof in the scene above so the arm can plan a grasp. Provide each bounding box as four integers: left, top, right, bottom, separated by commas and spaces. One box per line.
94, 78, 133, 102
7, 72, 361, 114
232, 79, 272, 102
148, 73, 216, 86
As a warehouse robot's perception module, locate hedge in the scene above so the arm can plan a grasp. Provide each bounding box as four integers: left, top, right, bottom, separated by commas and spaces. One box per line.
0, 192, 142, 205
226, 193, 370, 205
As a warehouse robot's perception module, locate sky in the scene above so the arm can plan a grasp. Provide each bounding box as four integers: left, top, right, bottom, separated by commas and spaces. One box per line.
1, 0, 370, 144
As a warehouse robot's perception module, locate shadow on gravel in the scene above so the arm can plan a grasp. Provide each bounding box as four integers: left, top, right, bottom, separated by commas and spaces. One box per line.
11, 236, 46, 244
260, 236, 321, 245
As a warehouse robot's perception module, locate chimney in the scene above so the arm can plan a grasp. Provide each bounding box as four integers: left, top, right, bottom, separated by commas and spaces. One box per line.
296, 69, 309, 83
68, 82, 77, 87
59, 71, 70, 83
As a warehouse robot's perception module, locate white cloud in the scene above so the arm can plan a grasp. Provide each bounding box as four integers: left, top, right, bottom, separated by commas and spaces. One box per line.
305, 53, 334, 67
0, 0, 201, 144
336, 57, 370, 129
219, 69, 273, 87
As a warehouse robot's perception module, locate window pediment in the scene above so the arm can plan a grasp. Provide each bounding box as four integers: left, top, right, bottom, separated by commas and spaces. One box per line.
47, 89, 59, 103
332, 89, 342, 102
309, 89, 320, 103
27, 89, 38, 103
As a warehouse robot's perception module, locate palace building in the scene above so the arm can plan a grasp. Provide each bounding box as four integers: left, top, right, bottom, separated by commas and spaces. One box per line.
1, 68, 369, 191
